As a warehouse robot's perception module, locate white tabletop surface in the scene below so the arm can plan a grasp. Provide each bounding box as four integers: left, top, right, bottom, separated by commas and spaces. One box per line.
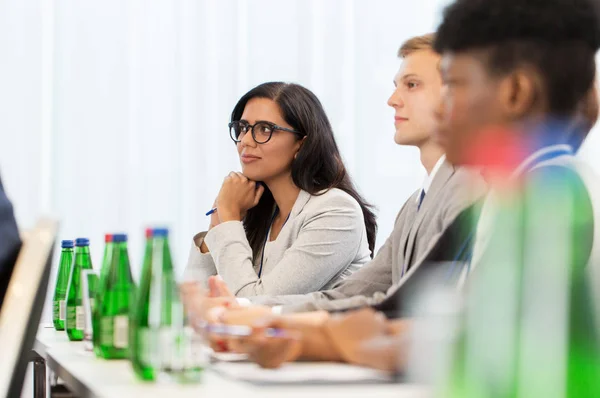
34, 325, 430, 398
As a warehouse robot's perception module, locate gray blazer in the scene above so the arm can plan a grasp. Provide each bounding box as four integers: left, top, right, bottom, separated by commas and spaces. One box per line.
184, 188, 372, 296
250, 161, 486, 312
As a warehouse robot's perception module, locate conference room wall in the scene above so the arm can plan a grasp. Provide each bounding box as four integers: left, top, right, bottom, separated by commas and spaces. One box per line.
1, 0, 598, 322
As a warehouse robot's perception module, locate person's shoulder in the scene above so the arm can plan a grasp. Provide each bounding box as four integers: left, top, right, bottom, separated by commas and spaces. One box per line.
306, 188, 362, 212
528, 162, 583, 182
526, 163, 589, 197
442, 165, 488, 210
450, 165, 487, 190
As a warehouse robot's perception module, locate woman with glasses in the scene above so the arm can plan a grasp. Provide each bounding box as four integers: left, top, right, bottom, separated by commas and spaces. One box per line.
185, 82, 377, 297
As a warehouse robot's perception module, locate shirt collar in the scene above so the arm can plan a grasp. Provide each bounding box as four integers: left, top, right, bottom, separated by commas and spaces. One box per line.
417, 154, 446, 202
512, 144, 574, 178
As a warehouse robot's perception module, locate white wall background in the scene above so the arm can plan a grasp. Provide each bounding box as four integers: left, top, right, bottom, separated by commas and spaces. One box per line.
0, 0, 599, 289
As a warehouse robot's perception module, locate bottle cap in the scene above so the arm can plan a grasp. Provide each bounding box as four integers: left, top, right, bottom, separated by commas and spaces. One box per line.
61, 240, 74, 248
75, 238, 90, 247
152, 228, 169, 238
112, 234, 128, 243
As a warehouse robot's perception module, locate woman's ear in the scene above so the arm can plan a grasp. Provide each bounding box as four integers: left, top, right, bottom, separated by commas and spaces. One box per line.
294, 136, 307, 159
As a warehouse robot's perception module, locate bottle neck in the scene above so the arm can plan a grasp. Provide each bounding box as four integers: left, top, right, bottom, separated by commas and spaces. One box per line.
75, 245, 92, 268
108, 242, 132, 282
152, 237, 173, 272
140, 238, 153, 275
76, 246, 90, 254
114, 242, 130, 258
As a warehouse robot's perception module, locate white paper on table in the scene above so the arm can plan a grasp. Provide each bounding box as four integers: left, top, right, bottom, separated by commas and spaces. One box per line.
211, 352, 249, 362
210, 361, 394, 385
200, 344, 249, 362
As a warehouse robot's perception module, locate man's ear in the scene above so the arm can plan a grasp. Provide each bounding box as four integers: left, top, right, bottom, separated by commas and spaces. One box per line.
497, 67, 545, 120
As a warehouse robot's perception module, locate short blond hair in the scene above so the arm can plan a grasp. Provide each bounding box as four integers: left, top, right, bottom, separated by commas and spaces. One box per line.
398, 33, 436, 58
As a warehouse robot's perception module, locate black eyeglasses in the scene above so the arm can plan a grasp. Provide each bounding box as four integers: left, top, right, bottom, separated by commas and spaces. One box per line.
229, 120, 305, 144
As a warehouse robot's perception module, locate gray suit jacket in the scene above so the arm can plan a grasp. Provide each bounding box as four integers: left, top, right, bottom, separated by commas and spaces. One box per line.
185, 188, 372, 296
250, 161, 486, 312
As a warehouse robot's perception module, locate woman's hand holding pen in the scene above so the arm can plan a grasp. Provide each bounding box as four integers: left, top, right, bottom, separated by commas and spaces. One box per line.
199, 199, 220, 253
208, 199, 219, 230
216, 172, 265, 223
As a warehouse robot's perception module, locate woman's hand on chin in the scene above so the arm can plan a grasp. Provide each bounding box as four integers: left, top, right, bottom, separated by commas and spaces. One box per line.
217, 172, 265, 222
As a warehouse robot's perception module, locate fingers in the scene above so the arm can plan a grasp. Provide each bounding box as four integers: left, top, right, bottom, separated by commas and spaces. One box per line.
186, 296, 238, 325
208, 276, 220, 298
227, 324, 266, 354
207, 332, 231, 352
179, 281, 205, 306
385, 319, 412, 336
226, 171, 237, 180
203, 302, 229, 323
180, 281, 202, 295
215, 277, 235, 298
225, 171, 248, 181
252, 316, 286, 330
234, 172, 248, 181
246, 335, 301, 369
224, 171, 257, 183
323, 308, 389, 348
208, 275, 234, 298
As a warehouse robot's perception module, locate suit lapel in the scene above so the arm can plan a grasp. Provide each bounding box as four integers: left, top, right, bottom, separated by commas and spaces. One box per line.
403, 161, 456, 270
400, 193, 420, 263
289, 190, 312, 219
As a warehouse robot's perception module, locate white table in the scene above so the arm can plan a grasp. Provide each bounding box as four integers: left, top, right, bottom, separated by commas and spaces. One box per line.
32, 326, 430, 398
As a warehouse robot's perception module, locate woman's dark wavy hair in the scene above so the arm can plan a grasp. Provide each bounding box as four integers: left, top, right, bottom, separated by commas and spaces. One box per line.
231, 82, 377, 263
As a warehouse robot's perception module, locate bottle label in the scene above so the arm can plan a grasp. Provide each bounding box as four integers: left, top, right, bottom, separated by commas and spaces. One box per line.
138, 328, 149, 365
100, 316, 113, 346
53, 301, 59, 322
137, 327, 158, 368
59, 300, 66, 321
190, 329, 205, 369
183, 326, 205, 370
76, 306, 85, 330
159, 327, 174, 369
114, 316, 129, 349
67, 305, 75, 329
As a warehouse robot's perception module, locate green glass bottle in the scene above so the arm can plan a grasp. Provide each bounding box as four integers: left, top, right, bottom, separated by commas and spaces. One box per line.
128, 228, 152, 349
52, 240, 74, 331
130, 228, 156, 380
98, 234, 114, 292
98, 233, 135, 359
130, 228, 176, 381
176, 302, 204, 383
66, 238, 94, 341
94, 234, 114, 356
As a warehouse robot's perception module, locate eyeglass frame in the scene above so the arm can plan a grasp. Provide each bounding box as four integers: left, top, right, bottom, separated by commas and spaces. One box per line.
228, 120, 306, 144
